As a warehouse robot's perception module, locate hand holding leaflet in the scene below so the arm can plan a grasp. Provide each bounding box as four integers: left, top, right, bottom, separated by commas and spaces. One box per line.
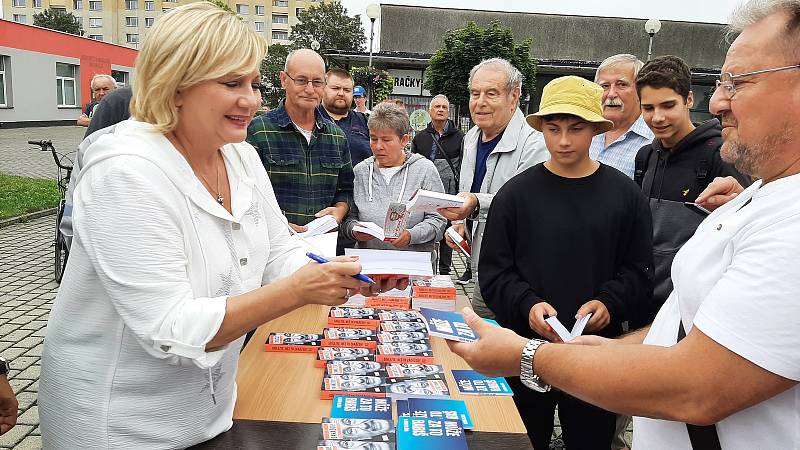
545, 313, 592, 342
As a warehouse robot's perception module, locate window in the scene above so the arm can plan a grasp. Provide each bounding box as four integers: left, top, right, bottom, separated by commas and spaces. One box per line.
254, 21, 264, 32
88, 34, 103, 40
12, 14, 26, 23
162, 7, 171, 12
12, 0, 24, 7
295, 7, 303, 16
125, 0, 137, 10
0, 57, 8, 107
88, 0, 101, 10
76, 17, 83, 27
273, 0, 287, 7
89, 17, 102, 27
235, 4, 248, 14
144, 0, 153, 10
144, 17, 154, 27
33, 0, 42, 8
254, 5, 264, 15
111, 70, 129, 86
55, 63, 78, 107
125, 16, 138, 26
271, 31, 288, 40
272, 14, 287, 24
73, 0, 82, 9
126, 33, 139, 44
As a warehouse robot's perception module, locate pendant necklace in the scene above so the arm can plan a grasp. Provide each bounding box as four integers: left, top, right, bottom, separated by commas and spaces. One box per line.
178, 139, 225, 206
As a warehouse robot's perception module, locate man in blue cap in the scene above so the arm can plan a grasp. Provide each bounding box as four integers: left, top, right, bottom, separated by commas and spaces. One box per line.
353, 85, 371, 115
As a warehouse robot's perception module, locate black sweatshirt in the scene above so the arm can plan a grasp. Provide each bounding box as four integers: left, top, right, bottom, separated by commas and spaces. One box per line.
479, 163, 654, 339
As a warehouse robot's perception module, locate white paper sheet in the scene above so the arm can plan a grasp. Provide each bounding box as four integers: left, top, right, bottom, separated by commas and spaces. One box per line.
545, 313, 593, 342
345, 248, 433, 277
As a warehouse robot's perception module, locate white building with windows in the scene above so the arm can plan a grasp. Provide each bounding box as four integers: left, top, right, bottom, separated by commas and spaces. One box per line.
0, 19, 136, 126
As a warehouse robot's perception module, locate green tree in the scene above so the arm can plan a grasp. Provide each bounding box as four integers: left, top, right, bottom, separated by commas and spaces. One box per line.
290, 2, 365, 52
424, 21, 537, 114
260, 43, 291, 108
33, 8, 83, 36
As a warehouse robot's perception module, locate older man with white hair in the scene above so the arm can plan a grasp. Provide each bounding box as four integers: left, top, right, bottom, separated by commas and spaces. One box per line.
589, 54, 655, 178
448, 2, 800, 448
77, 74, 116, 127
411, 94, 464, 276
439, 58, 549, 318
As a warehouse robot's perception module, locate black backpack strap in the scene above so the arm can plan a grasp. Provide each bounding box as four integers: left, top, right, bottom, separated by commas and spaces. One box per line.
429, 130, 460, 186
678, 321, 722, 450
634, 145, 654, 187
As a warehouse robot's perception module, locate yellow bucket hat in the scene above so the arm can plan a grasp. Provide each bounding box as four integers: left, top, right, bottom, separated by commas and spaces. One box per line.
526, 76, 613, 135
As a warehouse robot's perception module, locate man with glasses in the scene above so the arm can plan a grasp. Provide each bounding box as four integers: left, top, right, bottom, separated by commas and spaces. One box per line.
447, 1, 800, 448
247, 49, 354, 233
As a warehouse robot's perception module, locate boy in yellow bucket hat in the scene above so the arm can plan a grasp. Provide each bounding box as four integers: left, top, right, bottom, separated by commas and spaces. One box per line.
478, 75, 654, 449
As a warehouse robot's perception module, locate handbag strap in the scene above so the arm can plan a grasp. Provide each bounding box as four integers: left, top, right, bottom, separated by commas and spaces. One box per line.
428, 130, 460, 186
678, 322, 722, 450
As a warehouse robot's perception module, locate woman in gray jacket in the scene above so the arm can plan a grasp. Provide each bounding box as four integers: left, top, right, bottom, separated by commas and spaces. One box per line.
343, 103, 446, 260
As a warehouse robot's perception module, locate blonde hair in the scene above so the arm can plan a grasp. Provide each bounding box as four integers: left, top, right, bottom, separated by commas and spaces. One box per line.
130, 2, 267, 133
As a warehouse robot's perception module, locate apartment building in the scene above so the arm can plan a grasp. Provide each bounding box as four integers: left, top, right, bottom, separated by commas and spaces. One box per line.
3, 0, 322, 48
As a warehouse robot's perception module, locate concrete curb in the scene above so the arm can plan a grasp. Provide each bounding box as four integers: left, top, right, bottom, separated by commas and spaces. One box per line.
0, 208, 57, 229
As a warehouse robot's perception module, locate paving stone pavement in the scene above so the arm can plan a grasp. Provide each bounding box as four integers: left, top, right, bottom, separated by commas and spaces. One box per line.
0, 214, 56, 449
0, 126, 84, 180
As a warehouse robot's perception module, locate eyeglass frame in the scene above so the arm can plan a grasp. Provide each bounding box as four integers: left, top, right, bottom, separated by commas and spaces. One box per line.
715, 64, 800, 98
284, 72, 325, 89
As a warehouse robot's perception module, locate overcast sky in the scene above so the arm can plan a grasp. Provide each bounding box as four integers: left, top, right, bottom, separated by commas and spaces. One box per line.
341, 0, 746, 52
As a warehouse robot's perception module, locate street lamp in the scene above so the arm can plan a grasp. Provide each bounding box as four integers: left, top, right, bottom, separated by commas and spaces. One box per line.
645, 18, 662, 61
366, 3, 380, 69
310, 40, 320, 51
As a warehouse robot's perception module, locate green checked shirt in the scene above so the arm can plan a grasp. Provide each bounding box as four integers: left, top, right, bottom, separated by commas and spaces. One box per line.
247, 105, 354, 226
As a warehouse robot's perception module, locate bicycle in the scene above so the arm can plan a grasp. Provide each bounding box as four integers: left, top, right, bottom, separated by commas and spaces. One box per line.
28, 140, 73, 283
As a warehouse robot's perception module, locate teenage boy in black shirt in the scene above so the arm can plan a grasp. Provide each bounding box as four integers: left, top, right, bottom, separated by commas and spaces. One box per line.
635, 55, 750, 324
479, 76, 654, 450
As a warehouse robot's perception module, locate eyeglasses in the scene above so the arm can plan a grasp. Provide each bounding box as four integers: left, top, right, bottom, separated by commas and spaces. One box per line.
285, 72, 325, 88
715, 64, 800, 99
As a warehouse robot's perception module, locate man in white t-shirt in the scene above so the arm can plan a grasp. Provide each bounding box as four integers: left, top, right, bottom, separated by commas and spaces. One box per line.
445, 2, 800, 448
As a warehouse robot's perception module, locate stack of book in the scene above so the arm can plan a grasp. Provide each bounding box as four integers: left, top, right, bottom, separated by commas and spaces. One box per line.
343, 285, 413, 310
411, 276, 457, 311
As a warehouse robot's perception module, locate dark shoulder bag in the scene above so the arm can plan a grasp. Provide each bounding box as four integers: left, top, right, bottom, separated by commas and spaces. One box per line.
428, 131, 460, 186
678, 322, 722, 450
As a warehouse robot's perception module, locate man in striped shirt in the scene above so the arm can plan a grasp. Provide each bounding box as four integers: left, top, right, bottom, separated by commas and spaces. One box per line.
589, 54, 655, 178
247, 49, 354, 231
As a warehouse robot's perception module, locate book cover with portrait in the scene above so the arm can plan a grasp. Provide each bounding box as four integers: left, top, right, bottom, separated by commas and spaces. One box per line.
375, 340, 434, 364
380, 321, 428, 333
326, 360, 385, 376
322, 328, 379, 349
451, 369, 514, 396
316, 347, 376, 368
407, 398, 473, 429
384, 377, 450, 400
377, 331, 430, 344
320, 375, 387, 400
320, 418, 396, 443
377, 310, 423, 322
328, 307, 380, 329
384, 363, 444, 379
263, 332, 323, 353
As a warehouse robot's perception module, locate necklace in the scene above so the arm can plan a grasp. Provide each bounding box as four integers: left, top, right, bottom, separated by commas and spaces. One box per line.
174, 137, 225, 206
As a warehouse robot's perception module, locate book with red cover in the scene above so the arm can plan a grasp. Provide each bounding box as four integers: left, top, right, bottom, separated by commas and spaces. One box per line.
380, 321, 428, 332
326, 360, 385, 375
264, 332, 323, 353
365, 296, 411, 310
375, 340, 435, 364
320, 374, 387, 400
316, 347, 376, 368
377, 310, 423, 322
385, 363, 445, 379
411, 276, 457, 300
322, 328, 379, 349
377, 331, 429, 343
328, 307, 380, 330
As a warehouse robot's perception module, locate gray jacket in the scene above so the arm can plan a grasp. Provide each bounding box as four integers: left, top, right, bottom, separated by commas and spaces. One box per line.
343, 152, 446, 255
460, 109, 549, 310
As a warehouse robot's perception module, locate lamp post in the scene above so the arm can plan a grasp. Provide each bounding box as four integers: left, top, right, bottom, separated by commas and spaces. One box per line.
645, 18, 662, 61
366, 3, 380, 69
310, 40, 320, 52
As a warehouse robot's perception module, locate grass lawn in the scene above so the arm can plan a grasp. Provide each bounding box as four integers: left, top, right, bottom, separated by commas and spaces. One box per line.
0, 174, 60, 220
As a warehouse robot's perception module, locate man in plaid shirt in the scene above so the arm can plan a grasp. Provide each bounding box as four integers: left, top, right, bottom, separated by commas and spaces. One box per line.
247, 49, 353, 231
589, 54, 655, 178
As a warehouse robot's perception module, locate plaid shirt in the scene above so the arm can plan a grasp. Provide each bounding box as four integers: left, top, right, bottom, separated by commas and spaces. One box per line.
589, 115, 654, 178
247, 105, 354, 226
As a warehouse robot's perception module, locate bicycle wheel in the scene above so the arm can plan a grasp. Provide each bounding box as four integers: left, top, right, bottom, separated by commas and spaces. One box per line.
54, 202, 69, 283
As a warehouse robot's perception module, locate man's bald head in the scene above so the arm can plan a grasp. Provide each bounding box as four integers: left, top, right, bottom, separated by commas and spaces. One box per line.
284, 48, 325, 73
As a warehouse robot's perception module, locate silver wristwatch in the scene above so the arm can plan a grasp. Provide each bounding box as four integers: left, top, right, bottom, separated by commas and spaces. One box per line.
520, 339, 550, 392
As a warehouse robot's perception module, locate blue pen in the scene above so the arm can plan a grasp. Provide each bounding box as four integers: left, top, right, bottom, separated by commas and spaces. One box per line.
306, 252, 375, 284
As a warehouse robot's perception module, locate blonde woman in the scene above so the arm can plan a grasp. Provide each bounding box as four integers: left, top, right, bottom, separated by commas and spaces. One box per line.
39, 3, 370, 447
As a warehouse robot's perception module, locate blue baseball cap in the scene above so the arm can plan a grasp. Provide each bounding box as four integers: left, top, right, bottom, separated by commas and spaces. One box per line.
353, 85, 366, 97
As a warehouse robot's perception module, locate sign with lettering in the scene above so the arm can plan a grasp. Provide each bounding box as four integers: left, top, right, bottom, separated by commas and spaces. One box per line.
389, 69, 431, 96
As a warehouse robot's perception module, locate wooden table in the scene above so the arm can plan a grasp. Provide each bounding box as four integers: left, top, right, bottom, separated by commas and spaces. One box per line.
192, 296, 532, 449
